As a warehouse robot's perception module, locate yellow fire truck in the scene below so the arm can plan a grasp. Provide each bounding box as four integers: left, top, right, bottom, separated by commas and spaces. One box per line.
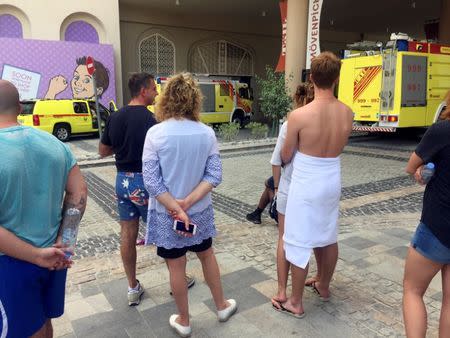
338, 39, 450, 132
150, 75, 254, 126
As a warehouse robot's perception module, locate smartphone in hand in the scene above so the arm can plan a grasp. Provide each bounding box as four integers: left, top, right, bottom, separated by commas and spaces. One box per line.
173, 220, 197, 235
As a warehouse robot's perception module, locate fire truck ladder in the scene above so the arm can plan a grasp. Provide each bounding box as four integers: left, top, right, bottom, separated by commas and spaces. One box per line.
379, 42, 397, 116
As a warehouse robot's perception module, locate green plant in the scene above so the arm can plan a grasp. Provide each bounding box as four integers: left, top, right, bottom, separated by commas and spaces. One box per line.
256, 66, 292, 135
247, 122, 269, 139
217, 122, 240, 142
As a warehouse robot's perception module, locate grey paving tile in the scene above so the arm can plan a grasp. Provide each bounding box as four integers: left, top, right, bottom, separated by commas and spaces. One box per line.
338, 244, 369, 263
204, 285, 268, 314
367, 260, 405, 284
305, 305, 363, 337
80, 284, 101, 298
340, 236, 378, 250
140, 300, 177, 331
384, 246, 409, 260
241, 302, 321, 337
220, 267, 269, 289
59, 334, 76, 338
71, 310, 144, 338
349, 258, 374, 269
383, 228, 415, 240
184, 281, 213, 304
125, 322, 157, 338
370, 233, 410, 248
152, 326, 182, 338
196, 311, 263, 338
100, 277, 145, 322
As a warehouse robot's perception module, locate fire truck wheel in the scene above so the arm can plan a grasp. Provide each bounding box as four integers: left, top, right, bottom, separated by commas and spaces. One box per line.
232, 115, 245, 128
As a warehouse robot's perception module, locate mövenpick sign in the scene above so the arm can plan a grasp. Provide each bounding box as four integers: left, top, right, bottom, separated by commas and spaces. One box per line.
306, 0, 323, 69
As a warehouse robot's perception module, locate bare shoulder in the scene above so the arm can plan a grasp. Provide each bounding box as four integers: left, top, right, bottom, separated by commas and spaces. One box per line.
336, 100, 353, 117
289, 106, 305, 121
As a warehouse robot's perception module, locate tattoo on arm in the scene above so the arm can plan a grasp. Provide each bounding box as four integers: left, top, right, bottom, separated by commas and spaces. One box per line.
62, 195, 87, 218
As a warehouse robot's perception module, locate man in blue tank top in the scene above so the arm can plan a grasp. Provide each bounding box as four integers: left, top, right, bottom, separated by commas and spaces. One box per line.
0, 80, 87, 338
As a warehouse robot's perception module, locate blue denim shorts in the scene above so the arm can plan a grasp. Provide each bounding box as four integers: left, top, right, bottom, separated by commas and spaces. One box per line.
411, 222, 450, 264
115, 172, 149, 222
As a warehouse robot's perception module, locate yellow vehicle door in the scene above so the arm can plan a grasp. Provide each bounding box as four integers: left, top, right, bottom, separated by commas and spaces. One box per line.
211, 82, 233, 123
352, 56, 382, 122
427, 52, 450, 125
72, 101, 91, 133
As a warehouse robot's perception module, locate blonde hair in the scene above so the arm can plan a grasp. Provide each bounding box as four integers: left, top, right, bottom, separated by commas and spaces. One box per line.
155, 72, 202, 122
441, 90, 450, 121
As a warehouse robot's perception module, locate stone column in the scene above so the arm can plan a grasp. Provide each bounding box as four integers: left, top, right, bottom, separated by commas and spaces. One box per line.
440, 0, 450, 44
285, 0, 309, 95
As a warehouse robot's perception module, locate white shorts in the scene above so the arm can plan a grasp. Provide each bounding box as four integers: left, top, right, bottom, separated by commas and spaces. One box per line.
284, 242, 312, 269
276, 190, 287, 215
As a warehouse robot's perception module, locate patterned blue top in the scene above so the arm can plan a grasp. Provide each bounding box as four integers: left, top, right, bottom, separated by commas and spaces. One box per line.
142, 119, 222, 249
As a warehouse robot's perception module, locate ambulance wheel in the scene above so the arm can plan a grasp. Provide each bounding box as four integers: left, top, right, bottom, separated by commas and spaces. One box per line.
53, 123, 71, 142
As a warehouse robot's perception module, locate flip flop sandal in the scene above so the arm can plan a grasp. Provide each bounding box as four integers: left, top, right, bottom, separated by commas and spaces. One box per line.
272, 302, 305, 319
305, 278, 318, 287
311, 282, 330, 302
271, 298, 286, 310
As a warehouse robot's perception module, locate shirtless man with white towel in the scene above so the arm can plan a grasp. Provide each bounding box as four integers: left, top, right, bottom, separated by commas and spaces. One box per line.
278, 52, 353, 318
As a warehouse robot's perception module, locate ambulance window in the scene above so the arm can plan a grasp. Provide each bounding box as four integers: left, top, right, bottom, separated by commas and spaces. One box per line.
20, 102, 36, 115
220, 85, 229, 96
88, 102, 96, 115
73, 102, 88, 114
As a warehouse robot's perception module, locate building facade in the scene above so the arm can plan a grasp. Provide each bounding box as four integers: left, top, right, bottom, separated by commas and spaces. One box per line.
0, 0, 448, 109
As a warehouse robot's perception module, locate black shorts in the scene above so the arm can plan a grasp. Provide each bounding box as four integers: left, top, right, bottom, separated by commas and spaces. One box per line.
265, 176, 275, 191
157, 238, 213, 259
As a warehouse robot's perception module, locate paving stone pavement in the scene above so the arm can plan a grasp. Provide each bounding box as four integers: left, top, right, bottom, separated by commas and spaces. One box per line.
52, 134, 445, 337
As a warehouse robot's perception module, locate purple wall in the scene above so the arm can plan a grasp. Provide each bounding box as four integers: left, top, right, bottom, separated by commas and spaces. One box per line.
0, 37, 116, 105
65, 21, 99, 44
0, 14, 23, 38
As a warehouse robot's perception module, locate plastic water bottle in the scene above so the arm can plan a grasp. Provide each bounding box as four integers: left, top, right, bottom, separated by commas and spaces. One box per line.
421, 163, 435, 184
61, 208, 81, 258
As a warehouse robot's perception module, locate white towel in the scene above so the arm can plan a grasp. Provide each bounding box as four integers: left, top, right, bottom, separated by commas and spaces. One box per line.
283, 152, 341, 268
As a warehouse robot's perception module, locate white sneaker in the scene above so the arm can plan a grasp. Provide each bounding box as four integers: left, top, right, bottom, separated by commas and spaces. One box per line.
169, 314, 192, 337
217, 299, 237, 322
127, 281, 144, 306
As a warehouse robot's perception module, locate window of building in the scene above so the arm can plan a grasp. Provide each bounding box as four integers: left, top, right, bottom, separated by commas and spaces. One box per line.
64, 20, 99, 44
0, 14, 23, 38
190, 40, 254, 76
139, 34, 175, 77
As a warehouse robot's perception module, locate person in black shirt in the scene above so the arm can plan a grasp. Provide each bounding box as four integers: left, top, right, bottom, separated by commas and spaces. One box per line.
403, 92, 450, 337
99, 73, 158, 306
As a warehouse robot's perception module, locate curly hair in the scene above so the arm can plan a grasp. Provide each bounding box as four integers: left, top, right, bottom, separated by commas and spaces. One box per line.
155, 73, 203, 122
293, 82, 315, 108
441, 90, 450, 121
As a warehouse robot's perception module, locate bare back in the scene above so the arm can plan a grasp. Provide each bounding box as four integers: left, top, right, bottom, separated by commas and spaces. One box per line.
295, 97, 353, 158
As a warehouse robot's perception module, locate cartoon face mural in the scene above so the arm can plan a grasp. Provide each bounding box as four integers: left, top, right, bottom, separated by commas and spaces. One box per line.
45, 56, 110, 100
0, 38, 116, 104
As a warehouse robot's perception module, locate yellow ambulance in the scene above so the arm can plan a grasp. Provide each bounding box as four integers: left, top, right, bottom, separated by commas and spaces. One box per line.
338, 40, 450, 132
149, 76, 254, 126
18, 99, 110, 141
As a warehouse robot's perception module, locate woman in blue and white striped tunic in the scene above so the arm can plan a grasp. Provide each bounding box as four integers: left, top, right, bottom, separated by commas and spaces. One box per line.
142, 73, 237, 337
